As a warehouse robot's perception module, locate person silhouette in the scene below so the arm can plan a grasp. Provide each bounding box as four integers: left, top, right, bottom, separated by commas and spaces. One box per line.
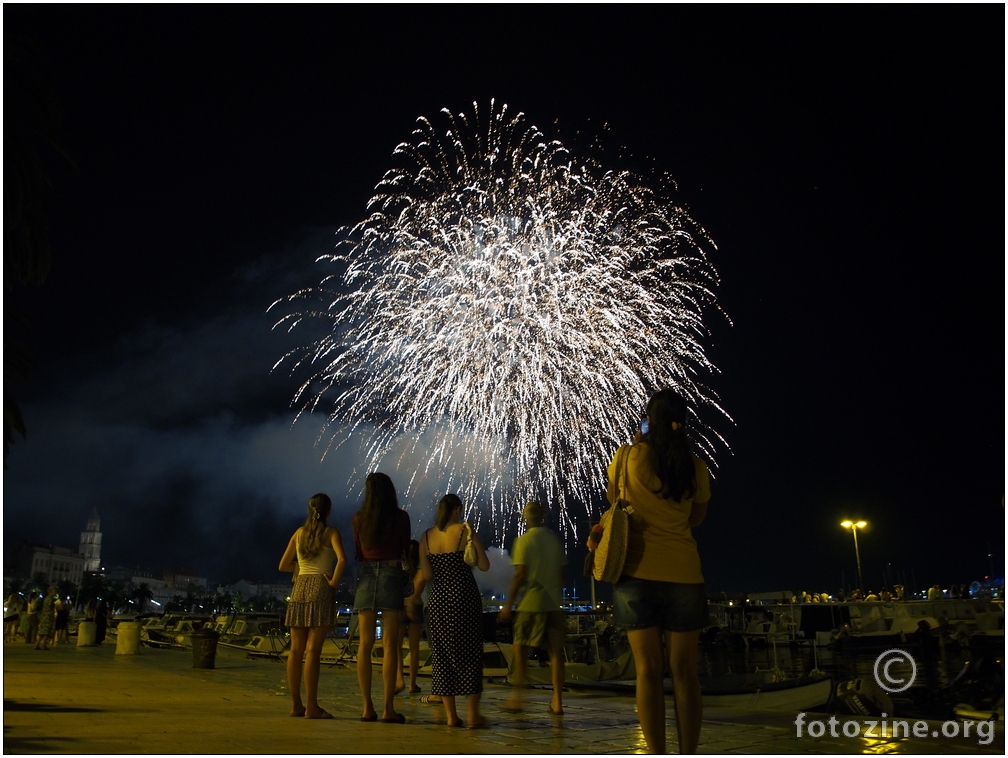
498, 501, 567, 716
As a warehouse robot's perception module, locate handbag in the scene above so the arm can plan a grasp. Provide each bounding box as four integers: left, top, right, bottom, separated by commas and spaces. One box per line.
589, 445, 634, 583
462, 522, 478, 567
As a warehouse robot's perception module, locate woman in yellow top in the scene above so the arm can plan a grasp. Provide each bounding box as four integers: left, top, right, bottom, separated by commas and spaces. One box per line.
607, 389, 710, 754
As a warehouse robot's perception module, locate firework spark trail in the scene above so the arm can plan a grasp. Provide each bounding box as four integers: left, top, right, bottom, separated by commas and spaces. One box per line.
271, 100, 730, 543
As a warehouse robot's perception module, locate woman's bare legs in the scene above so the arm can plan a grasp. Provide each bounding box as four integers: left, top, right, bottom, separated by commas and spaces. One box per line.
357, 610, 378, 719
666, 630, 702, 754
287, 627, 308, 715
466, 692, 486, 727
627, 627, 666, 753
408, 621, 422, 691
380, 610, 403, 719
548, 645, 565, 714
505, 642, 528, 710
395, 620, 407, 692
303, 626, 332, 717
441, 694, 462, 726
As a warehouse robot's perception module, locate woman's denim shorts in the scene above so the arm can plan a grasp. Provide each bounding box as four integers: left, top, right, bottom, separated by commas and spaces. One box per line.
612, 576, 708, 632
353, 560, 405, 612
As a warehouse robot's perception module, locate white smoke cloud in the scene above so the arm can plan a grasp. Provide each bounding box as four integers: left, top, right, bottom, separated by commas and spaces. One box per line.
3, 231, 533, 582
475, 547, 514, 598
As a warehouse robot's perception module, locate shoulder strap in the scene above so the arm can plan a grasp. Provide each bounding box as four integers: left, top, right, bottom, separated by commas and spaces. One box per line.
456, 523, 467, 551
616, 445, 634, 514
611, 445, 626, 502
618, 446, 629, 499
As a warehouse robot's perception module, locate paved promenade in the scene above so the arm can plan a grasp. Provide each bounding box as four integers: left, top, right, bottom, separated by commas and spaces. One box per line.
3, 640, 1003, 754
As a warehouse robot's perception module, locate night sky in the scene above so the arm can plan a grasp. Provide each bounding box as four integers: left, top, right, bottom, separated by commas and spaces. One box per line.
4, 6, 1003, 598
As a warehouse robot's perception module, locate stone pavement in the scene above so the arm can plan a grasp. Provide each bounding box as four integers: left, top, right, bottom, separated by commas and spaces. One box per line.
3, 640, 1003, 754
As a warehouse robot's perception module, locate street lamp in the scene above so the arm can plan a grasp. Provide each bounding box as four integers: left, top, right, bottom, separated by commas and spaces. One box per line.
841, 520, 867, 593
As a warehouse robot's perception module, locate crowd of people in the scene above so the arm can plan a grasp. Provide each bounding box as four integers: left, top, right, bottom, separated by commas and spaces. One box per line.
278, 477, 497, 728
793, 583, 974, 604
4, 383, 988, 755
2, 387, 711, 755
277, 388, 712, 754
4, 587, 73, 648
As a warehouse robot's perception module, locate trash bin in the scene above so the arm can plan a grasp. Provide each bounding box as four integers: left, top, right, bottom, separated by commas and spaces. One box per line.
77, 620, 97, 647
115, 621, 141, 655
191, 628, 220, 669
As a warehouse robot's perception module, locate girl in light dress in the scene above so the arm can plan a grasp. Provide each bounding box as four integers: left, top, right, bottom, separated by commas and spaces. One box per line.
279, 493, 346, 719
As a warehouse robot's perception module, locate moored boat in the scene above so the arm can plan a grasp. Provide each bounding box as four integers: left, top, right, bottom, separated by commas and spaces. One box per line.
213, 613, 284, 647
141, 614, 213, 649
222, 632, 291, 660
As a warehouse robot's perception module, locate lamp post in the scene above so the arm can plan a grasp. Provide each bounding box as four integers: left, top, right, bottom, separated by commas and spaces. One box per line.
841, 521, 867, 593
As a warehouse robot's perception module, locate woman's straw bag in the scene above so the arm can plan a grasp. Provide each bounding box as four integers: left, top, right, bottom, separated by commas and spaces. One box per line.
592, 445, 634, 583
463, 522, 478, 567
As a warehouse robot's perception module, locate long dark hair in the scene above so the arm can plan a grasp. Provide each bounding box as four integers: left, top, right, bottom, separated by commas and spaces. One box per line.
298, 493, 332, 559
356, 472, 399, 547
642, 389, 696, 501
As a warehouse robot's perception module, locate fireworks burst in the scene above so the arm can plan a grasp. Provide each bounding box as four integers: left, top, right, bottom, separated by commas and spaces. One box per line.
271, 100, 729, 542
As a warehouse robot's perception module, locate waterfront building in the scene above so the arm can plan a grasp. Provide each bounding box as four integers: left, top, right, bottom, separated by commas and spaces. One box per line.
8, 541, 86, 586
4, 510, 103, 587
164, 570, 208, 591
78, 507, 102, 572
127, 571, 174, 611
103, 566, 194, 611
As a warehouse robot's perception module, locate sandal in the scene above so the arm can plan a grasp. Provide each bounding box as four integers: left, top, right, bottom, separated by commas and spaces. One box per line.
419, 695, 440, 705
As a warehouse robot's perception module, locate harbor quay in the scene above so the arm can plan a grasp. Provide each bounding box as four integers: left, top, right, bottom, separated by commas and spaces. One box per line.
3, 641, 1003, 755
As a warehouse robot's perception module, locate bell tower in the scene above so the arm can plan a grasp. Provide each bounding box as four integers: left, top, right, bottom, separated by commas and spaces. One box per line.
78, 507, 102, 573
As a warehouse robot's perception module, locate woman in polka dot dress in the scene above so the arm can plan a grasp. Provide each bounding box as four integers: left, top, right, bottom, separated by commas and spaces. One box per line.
420, 494, 491, 728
